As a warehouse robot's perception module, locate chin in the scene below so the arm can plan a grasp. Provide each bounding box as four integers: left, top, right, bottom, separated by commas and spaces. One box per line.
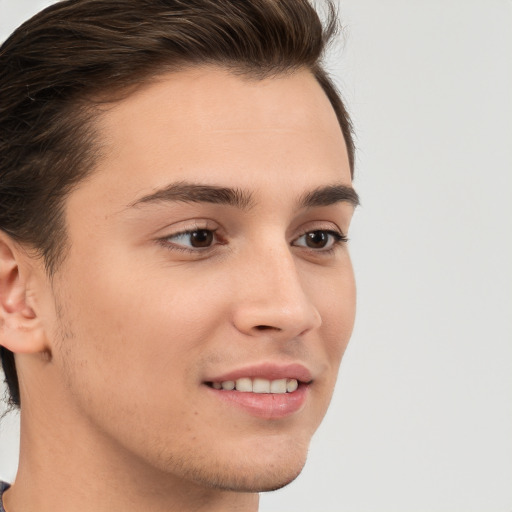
188, 442, 309, 493
238, 460, 306, 492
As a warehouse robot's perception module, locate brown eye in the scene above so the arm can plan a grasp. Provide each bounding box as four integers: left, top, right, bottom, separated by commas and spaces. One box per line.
293, 229, 345, 251
189, 229, 214, 247
164, 229, 217, 250
305, 231, 329, 249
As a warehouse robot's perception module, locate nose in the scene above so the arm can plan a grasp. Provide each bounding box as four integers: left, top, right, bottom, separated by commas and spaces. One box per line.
231, 245, 322, 340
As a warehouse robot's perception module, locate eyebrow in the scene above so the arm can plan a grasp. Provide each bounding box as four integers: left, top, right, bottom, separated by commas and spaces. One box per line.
130, 181, 359, 210
130, 181, 254, 210
299, 184, 360, 209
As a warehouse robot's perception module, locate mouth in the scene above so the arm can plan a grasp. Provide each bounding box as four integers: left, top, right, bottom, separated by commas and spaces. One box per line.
203, 364, 312, 419
206, 377, 301, 394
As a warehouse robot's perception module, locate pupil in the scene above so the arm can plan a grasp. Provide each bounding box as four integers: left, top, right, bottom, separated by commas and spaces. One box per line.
306, 231, 327, 248
191, 230, 213, 247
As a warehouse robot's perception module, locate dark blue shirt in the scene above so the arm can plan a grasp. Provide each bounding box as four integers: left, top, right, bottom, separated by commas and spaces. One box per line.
0, 481, 9, 512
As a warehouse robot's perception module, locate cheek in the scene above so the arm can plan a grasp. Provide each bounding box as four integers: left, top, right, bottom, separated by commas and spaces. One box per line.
51, 258, 222, 404
317, 262, 356, 367
304, 269, 355, 434
49, 268, 223, 459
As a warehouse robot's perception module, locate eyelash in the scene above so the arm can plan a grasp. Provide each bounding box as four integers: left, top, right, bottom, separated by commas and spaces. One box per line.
157, 227, 348, 256
157, 228, 223, 254
293, 230, 348, 254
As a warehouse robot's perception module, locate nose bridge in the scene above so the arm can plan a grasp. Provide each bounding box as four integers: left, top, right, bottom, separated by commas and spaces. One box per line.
232, 239, 322, 338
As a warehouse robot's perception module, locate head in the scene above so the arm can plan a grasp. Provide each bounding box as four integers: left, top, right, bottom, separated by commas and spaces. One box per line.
0, 0, 357, 494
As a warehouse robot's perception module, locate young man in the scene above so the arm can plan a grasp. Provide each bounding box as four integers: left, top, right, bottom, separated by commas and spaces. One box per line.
0, 1, 359, 510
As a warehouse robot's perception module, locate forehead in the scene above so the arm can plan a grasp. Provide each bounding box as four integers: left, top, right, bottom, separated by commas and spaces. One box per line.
100, 66, 342, 135
78, 66, 351, 211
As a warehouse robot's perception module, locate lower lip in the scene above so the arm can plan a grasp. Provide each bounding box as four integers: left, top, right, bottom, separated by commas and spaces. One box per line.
205, 383, 309, 419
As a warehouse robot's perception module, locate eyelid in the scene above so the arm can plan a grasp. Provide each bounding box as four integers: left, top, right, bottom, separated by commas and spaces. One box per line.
154, 219, 348, 256
155, 219, 224, 252
292, 229, 347, 250
157, 229, 222, 255
153, 218, 218, 238
291, 219, 346, 239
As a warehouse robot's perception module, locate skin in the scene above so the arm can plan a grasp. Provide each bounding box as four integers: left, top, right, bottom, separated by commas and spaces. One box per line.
0, 67, 356, 512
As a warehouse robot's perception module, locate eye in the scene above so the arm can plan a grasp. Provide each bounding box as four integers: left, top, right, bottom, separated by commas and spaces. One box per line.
165, 229, 217, 249
293, 230, 346, 250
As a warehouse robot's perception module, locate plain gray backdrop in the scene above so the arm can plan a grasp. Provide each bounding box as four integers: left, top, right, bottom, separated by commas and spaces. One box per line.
1, 1, 511, 511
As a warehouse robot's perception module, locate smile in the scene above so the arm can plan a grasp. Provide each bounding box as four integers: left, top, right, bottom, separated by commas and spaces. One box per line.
208, 377, 299, 394
205, 380, 309, 419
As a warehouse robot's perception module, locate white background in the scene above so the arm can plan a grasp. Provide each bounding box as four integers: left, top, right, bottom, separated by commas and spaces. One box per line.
1, 1, 511, 511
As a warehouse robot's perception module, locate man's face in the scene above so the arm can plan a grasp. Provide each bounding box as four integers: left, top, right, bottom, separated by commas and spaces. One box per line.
41, 67, 356, 491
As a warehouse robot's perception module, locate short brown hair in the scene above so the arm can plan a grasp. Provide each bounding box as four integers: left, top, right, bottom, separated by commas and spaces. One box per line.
0, 0, 354, 408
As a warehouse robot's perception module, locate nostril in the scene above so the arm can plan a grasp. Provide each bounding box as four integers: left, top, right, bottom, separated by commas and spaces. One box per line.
255, 325, 280, 331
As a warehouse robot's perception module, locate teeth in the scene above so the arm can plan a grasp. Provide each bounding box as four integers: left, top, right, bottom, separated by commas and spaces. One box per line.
221, 380, 235, 391
211, 378, 299, 394
270, 378, 287, 393
286, 378, 298, 393
235, 378, 253, 392
252, 378, 270, 393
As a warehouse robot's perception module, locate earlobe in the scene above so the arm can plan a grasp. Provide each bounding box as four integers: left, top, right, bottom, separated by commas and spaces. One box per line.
0, 234, 48, 354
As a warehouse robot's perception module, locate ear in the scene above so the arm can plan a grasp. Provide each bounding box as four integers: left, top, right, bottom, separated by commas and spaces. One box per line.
0, 232, 48, 354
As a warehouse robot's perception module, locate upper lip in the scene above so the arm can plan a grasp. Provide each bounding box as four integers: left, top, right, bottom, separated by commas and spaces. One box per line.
205, 363, 313, 384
